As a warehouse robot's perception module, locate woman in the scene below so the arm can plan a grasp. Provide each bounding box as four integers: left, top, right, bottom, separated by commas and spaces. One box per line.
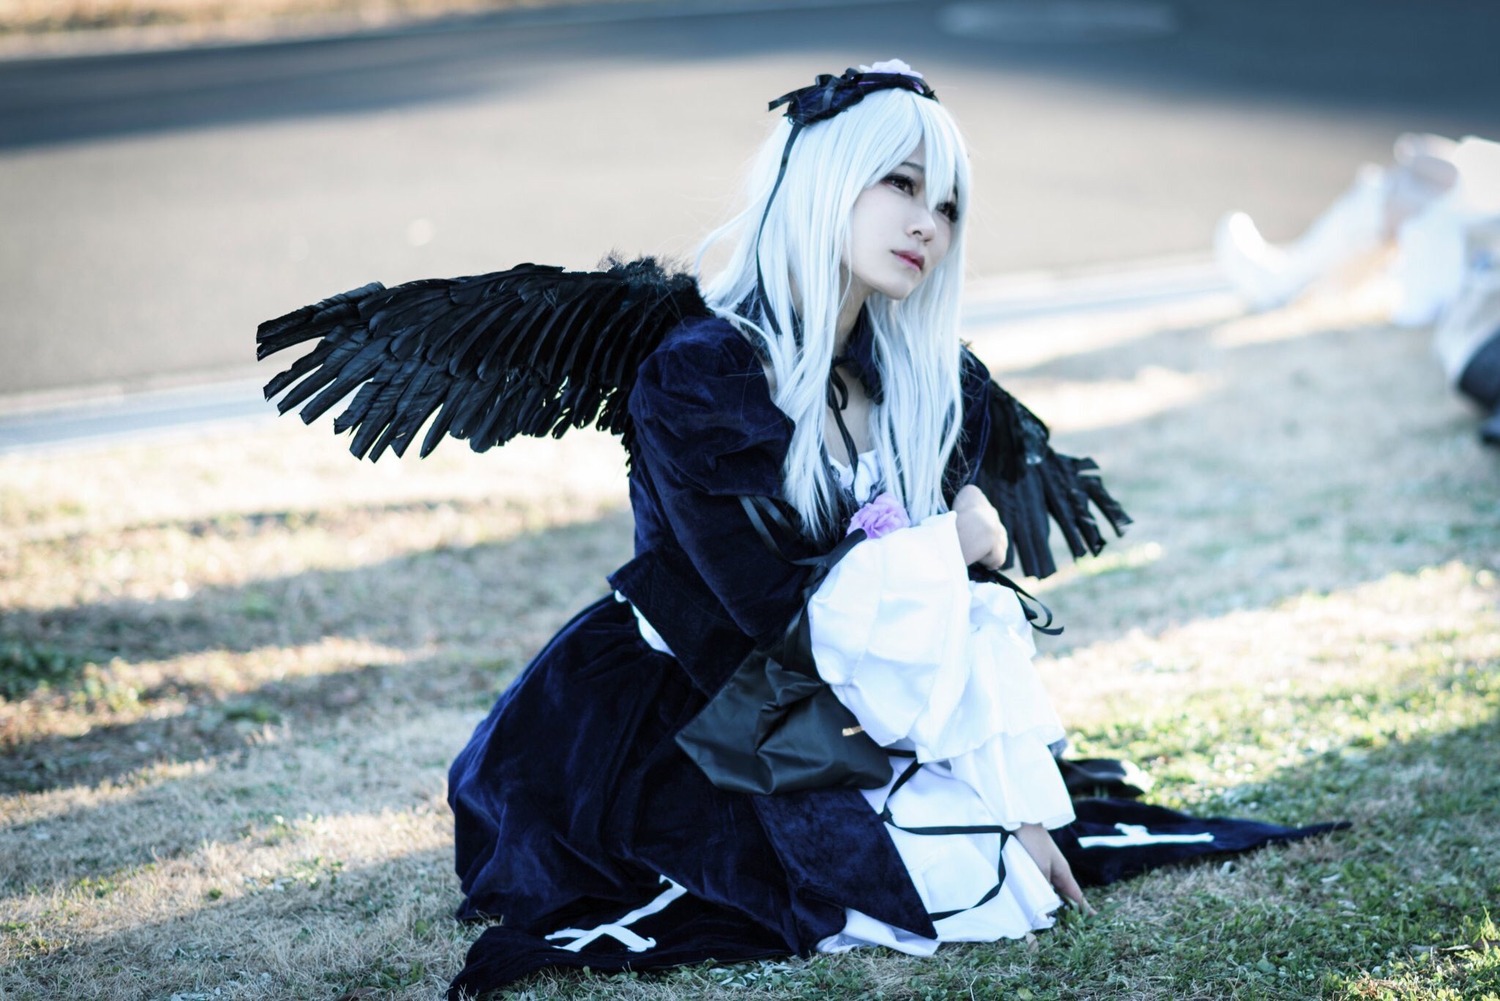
443, 61, 1096, 995
257, 62, 1348, 996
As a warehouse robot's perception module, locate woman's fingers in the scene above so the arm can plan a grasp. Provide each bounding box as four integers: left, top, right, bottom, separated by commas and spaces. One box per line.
1013, 824, 1095, 917
952, 485, 1009, 568
954, 487, 1008, 567
1050, 859, 1094, 915
953, 483, 985, 511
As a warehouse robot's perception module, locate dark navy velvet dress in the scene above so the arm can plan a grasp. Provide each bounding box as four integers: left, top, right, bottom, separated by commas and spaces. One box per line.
446, 314, 991, 993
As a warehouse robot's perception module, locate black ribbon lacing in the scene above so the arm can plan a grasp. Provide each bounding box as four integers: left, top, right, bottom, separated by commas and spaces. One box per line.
750, 120, 806, 342
974, 567, 1063, 636
826, 367, 860, 468
878, 755, 1011, 922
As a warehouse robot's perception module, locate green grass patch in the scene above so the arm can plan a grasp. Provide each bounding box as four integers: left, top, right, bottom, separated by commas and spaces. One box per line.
0, 640, 93, 700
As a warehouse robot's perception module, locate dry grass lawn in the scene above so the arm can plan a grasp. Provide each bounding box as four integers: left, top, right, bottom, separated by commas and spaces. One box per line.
2, 279, 1498, 999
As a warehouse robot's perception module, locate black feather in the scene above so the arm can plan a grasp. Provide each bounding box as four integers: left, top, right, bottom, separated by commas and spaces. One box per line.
257, 258, 710, 460
972, 376, 1132, 579
256, 283, 381, 358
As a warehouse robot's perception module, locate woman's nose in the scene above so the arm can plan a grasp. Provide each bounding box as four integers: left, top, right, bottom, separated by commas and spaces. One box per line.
909, 208, 935, 241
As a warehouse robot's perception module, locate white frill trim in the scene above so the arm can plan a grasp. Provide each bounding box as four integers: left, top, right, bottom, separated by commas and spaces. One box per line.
809, 512, 1073, 829
808, 512, 1075, 952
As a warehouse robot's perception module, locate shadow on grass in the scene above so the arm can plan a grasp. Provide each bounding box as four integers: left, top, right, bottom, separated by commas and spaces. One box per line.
5, 842, 467, 1001
2, 689, 467, 897
1, 653, 478, 795
0, 503, 633, 793
4, 497, 632, 676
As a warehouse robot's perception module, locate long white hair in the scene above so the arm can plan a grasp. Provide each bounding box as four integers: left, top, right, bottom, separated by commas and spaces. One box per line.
698, 85, 972, 541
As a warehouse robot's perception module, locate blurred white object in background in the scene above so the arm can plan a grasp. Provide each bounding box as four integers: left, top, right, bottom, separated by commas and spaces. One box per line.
1390, 136, 1500, 327
1430, 218, 1500, 383
1213, 164, 1390, 310
1213, 134, 1468, 314
1214, 134, 1500, 444
1432, 218, 1500, 445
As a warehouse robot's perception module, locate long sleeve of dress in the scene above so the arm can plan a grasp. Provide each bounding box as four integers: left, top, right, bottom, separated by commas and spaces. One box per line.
623, 319, 810, 661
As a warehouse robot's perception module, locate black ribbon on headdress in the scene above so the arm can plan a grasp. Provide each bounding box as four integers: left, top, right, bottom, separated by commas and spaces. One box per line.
751, 67, 941, 340
767, 68, 938, 126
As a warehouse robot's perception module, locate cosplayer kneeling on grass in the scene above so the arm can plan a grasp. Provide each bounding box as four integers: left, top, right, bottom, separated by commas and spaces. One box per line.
260, 60, 1337, 999
445, 62, 1100, 991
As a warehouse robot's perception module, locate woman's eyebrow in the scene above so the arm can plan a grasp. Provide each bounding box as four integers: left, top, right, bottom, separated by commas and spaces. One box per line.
896, 161, 926, 173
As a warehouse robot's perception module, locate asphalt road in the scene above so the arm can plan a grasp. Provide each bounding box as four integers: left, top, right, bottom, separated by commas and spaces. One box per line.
2, 0, 1498, 397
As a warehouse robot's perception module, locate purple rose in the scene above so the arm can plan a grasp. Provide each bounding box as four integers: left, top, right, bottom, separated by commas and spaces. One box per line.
847, 491, 910, 540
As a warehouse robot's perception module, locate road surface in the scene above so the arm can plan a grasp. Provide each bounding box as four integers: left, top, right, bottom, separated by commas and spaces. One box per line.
2, 0, 1497, 397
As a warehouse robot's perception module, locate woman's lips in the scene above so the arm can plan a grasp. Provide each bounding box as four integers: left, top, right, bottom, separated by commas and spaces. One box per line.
893, 250, 924, 271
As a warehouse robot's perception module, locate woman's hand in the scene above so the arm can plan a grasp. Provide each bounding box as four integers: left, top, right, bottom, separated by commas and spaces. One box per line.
1013, 823, 1095, 915
953, 484, 1008, 569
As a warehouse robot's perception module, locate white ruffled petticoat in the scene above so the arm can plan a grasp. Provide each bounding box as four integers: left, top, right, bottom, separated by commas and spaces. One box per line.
808, 482, 1073, 954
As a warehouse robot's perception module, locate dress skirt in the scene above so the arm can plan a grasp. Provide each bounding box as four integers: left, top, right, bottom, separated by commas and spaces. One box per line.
447, 596, 822, 994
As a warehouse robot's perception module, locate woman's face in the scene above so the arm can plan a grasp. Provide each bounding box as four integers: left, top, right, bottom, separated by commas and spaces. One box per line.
843, 141, 958, 305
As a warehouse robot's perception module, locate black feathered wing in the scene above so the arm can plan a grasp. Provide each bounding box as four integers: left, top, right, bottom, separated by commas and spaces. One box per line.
256, 257, 710, 461
968, 356, 1132, 580
258, 266, 1126, 574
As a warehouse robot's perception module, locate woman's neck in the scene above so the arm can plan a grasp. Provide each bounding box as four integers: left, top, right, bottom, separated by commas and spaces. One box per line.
834, 286, 870, 355
826, 287, 876, 465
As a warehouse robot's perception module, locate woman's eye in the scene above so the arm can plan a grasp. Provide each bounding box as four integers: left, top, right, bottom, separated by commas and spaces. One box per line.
885, 173, 916, 194
937, 200, 959, 223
